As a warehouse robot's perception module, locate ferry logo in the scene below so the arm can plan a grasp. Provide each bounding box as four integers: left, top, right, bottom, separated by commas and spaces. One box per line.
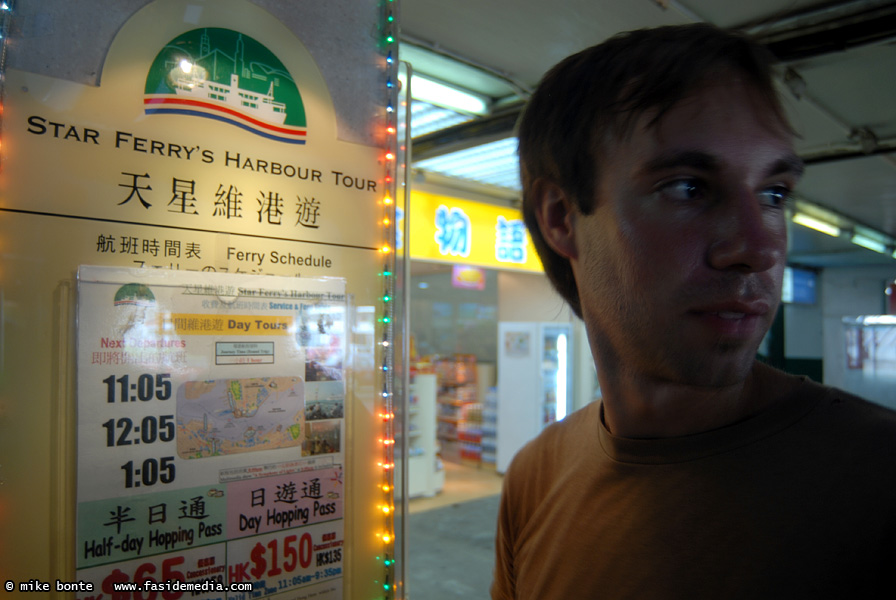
144, 28, 307, 144
113, 283, 156, 307
113, 283, 157, 336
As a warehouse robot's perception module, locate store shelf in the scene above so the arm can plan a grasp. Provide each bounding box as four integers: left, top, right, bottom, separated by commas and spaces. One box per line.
435, 355, 480, 464
396, 372, 444, 499
481, 387, 497, 467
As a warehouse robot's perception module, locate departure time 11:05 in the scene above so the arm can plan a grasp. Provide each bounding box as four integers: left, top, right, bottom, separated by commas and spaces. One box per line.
102, 373, 172, 403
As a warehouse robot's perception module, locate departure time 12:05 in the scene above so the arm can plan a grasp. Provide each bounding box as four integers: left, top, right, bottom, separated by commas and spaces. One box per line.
102, 415, 175, 446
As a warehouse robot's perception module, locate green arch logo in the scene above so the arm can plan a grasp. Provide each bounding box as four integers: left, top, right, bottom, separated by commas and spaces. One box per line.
113, 283, 156, 307
144, 28, 307, 144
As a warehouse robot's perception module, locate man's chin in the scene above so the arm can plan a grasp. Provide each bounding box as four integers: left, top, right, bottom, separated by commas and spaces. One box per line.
662, 351, 758, 389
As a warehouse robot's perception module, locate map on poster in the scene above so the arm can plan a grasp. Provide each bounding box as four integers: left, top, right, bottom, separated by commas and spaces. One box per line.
76, 266, 347, 599
177, 376, 305, 458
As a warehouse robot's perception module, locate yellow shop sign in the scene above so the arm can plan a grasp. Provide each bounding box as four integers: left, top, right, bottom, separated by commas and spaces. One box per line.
403, 191, 544, 272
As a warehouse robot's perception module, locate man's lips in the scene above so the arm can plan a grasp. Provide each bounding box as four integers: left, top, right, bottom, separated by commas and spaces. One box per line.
714, 311, 750, 320
689, 300, 770, 318
687, 300, 771, 336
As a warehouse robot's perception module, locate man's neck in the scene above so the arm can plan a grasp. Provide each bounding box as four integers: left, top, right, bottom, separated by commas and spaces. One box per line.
598, 360, 784, 439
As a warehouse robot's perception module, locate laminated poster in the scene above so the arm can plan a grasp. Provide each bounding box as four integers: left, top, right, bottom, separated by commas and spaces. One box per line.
76, 265, 347, 600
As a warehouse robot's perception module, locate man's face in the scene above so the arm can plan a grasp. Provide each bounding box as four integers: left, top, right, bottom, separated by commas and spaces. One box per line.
570, 78, 802, 387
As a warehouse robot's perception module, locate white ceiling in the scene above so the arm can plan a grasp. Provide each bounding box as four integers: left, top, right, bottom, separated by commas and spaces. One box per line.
399, 0, 896, 269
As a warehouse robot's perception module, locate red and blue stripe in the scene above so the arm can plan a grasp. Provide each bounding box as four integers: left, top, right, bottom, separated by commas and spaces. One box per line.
144, 96, 307, 145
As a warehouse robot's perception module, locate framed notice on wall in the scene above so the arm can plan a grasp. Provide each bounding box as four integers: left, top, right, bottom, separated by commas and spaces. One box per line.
76, 265, 347, 599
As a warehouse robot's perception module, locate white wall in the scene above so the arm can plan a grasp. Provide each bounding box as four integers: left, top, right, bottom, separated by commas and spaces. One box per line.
497, 270, 573, 322
784, 301, 824, 359
497, 271, 597, 410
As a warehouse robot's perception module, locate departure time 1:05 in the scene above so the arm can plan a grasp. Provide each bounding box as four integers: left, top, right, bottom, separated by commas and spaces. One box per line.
102, 373, 172, 403
121, 457, 176, 488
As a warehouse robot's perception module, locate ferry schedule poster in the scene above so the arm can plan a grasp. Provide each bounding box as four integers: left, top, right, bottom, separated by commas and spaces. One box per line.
75, 265, 347, 599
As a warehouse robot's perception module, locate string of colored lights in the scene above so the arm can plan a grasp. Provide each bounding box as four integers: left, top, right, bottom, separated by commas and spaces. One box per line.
376, 0, 399, 598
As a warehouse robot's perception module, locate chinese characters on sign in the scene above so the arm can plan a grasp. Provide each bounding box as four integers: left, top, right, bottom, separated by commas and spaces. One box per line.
435, 205, 471, 258
15, 113, 381, 273
117, 170, 324, 228
495, 216, 527, 264
96, 234, 201, 259
433, 204, 529, 265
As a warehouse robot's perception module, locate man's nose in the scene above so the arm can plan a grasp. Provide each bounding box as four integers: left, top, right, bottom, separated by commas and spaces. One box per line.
707, 191, 785, 273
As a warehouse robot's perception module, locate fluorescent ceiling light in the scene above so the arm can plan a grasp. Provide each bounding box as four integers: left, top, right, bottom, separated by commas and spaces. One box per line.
399, 72, 489, 116
556, 333, 568, 422
410, 101, 474, 137
851, 225, 893, 255
854, 225, 890, 244
850, 233, 888, 254
792, 213, 841, 237
415, 137, 520, 191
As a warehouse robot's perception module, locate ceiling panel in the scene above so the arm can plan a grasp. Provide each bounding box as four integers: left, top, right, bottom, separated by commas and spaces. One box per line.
792, 42, 896, 137
400, 0, 685, 92
800, 157, 896, 235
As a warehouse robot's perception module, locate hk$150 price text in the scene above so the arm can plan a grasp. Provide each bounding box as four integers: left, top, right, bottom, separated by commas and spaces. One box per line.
240, 533, 343, 589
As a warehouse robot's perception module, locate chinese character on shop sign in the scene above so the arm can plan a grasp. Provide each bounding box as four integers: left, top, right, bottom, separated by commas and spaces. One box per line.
435, 205, 471, 257
495, 216, 527, 264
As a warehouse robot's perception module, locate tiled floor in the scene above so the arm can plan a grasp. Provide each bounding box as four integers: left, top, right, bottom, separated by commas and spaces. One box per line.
408, 460, 504, 513
405, 462, 504, 599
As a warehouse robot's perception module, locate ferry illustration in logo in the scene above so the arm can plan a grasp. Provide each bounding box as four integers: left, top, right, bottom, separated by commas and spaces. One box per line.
113, 283, 156, 307
112, 283, 157, 336
144, 28, 307, 144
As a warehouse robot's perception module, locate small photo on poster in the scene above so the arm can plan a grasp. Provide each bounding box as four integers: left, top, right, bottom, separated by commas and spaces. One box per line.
298, 303, 345, 383
305, 380, 345, 421
303, 420, 341, 456
305, 346, 343, 382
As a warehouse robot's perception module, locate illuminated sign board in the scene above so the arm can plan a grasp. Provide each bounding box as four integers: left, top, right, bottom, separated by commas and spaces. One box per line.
404, 190, 543, 272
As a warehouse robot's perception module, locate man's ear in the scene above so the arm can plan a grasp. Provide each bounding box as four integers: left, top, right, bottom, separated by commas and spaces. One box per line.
531, 179, 578, 260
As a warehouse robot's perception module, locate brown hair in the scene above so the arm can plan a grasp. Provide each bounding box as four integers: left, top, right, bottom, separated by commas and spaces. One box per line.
518, 23, 789, 317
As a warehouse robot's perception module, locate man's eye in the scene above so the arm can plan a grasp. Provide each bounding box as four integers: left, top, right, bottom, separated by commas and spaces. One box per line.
658, 179, 705, 202
760, 185, 792, 207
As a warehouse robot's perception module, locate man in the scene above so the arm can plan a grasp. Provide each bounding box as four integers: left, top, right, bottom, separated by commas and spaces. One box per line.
492, 23, 896, 599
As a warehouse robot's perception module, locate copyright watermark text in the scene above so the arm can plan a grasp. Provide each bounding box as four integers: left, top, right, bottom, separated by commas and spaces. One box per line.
6, 579, 95, 592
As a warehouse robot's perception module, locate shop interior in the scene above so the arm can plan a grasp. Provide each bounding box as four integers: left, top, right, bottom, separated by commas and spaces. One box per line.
399, 260, 594, 495
400, 261, 579, 598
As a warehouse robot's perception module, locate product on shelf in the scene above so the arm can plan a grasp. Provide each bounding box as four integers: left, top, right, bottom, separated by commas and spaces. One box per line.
481, 387, 498, 467
434, 354, 481, 465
